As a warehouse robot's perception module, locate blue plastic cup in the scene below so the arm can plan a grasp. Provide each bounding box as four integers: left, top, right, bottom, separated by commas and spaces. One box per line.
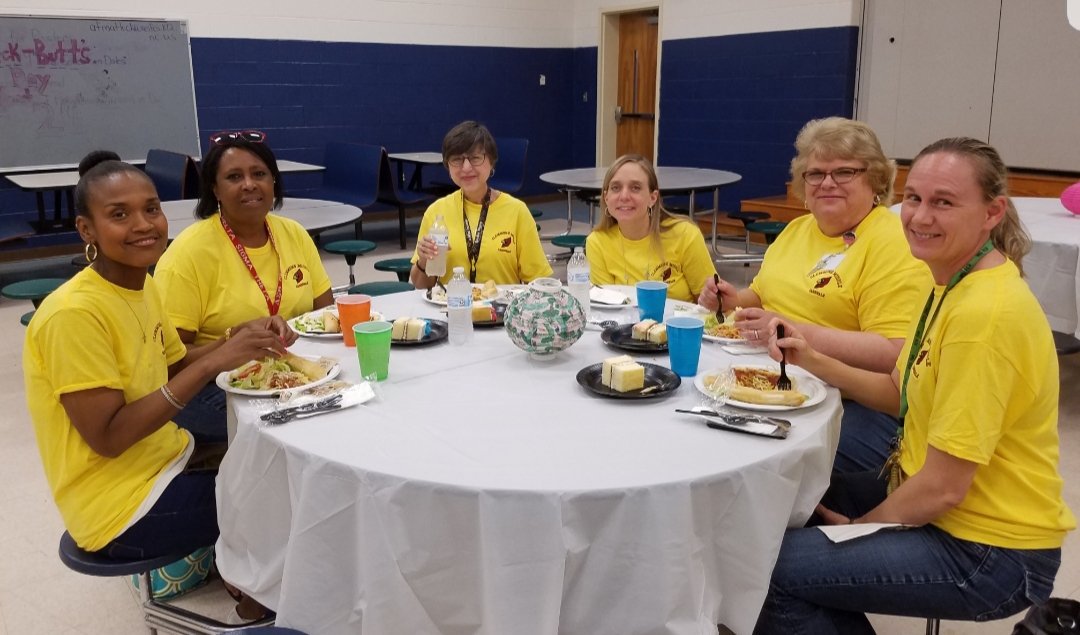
666, 316, 705, 377
635, 280, 668, 322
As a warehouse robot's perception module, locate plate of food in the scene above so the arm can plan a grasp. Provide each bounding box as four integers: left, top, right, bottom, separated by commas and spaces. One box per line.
387, 317, 449, 346
590, 286, 635, 310
424, 279, 502, 306
217, 352, 341, 397
694, 364, 827, 411
470, 302, 507, 328
576, 356, 681, 400
288, 308, 384, 338
601, 319, 668, 353
701, 312, 746, 344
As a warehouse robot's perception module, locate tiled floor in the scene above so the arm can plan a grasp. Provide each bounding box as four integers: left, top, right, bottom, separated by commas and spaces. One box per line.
0, 207, 1076, 634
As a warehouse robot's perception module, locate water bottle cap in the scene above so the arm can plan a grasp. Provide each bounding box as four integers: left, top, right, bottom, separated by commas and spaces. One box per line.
453, 266, 464, 273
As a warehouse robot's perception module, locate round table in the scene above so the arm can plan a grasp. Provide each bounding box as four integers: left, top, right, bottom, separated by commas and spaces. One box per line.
161, 197, 362, 239
539, 167, 742, 250
215, 289, 839, 635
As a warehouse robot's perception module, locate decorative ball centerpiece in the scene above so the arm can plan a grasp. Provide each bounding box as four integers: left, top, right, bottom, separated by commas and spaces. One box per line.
504, 277, 586, 360
1061, 181, 1080, 216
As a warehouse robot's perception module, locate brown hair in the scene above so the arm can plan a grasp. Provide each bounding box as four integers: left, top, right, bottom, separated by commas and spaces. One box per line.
912, 137, 1031, 276
594, 154, 690, 258
790, 117, 896, 207
442, 121, 498, 166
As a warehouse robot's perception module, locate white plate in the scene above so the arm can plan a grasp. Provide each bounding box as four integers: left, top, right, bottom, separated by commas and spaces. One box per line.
702, 333, 748, 345
590, 285, 636, 310
694, 364, 827, 412
288, 309, 384, 338
216, 355, 342, 397
422, 284, 503, 307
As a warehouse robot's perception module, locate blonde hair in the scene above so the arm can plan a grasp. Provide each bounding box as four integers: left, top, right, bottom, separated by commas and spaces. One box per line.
595, 154, 690, 258
912, 137, 1031, 277
790, 117, 896, 207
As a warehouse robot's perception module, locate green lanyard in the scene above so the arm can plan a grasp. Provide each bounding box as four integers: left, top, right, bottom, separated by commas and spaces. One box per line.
881, 240, 994, 488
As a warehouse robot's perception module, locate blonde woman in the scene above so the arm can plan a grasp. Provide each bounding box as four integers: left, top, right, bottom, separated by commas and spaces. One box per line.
586, 154, 716, 303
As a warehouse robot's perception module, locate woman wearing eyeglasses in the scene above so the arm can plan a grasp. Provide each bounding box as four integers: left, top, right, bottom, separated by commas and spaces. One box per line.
699, 117, 931, 473
410, 121, 551, 288
155, 131, 332, 442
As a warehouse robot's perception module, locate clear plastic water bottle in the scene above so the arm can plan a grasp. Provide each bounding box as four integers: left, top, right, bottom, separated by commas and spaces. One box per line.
447, 266, 474, 345
566, 250, 591, 321
426, 214, 449, 278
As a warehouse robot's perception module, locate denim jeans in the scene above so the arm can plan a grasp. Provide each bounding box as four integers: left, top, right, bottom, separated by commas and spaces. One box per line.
103, 470, 219, 560
171, 381, 228, 444
833, 400, 899, 475
754, 472, 1061, 634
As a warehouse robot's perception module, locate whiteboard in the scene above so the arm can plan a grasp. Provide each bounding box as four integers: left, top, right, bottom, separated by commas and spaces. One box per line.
0, 15, 200, 172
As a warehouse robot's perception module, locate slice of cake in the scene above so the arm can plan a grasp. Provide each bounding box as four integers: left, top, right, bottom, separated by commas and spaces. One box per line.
609, 360, 645, 392
391, 317, 430, 341
646, 322, 667, 344
601, 355, 634, 386
472, 305, 496, 323
632, 319, 657, 340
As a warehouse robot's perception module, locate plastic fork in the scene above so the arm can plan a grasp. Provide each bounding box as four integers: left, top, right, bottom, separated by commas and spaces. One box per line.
712, 273, 724, 324
775, 324, 792, 391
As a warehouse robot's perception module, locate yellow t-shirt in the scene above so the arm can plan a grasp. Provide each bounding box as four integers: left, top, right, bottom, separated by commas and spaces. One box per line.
897, 260, 1074, 549
155, 213, 332, 346
749, 206, 930, 338
585, 219, 716, 303
411, 190, 552, 285
23, 268, 191, 551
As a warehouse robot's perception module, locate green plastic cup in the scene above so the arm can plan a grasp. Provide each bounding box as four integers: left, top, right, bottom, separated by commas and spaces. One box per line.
354, 321, 392, 381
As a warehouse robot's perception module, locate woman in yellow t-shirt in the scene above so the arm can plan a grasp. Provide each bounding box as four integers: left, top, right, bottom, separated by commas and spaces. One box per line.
155, 131, 332, 442
24, 152, 284, 622
410, 121, 552, 287
754, 138, 1072, 633
585, 154, 716, 303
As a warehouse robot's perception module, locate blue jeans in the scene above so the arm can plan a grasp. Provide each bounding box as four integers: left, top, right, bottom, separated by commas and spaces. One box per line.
102, 470, 219, 560
172, 381, 228, 444
833, 400, 898, 474
754, 472, 1061, 634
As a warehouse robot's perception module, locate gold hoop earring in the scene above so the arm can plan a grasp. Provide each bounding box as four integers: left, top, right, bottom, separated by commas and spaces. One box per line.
873, 194, 882, 206
84, 242, 98, 264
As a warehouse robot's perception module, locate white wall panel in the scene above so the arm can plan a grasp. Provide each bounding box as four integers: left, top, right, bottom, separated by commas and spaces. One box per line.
0, 0, 576, 47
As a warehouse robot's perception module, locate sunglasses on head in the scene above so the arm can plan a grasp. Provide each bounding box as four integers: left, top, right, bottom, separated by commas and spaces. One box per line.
209, 130, 267, 145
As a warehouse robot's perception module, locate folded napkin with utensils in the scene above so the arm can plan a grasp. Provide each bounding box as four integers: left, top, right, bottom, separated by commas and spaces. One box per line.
675, 406, 790, 439
257, 380, 376, 425
590, 287, 631, 305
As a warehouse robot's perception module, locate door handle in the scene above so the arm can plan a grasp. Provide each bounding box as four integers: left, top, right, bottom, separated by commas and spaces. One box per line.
614, 105, 622, 123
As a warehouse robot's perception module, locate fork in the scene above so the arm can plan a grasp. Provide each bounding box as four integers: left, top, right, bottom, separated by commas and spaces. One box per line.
775, 324, 792, 391
712, 273, 724, 324
264, 403, 342, 425
260, 394, 343, 422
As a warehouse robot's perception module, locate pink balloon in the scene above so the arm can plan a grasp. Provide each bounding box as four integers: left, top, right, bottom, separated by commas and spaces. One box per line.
1062, 182, 1080, 216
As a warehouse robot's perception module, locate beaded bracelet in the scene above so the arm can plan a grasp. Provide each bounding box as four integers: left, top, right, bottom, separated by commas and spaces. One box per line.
224, 327, 233, 341
160, 384, 187, 410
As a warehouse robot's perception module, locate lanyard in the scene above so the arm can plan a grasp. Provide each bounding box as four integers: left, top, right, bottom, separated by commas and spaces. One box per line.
880, 240, 994, 490
219, 215, 283, 316
462, 188, 491, 283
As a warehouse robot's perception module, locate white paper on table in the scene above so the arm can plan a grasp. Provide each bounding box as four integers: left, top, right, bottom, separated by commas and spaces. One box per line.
721, 344, 768, 355
818, 523, 907, 543
590, 287, 630, 305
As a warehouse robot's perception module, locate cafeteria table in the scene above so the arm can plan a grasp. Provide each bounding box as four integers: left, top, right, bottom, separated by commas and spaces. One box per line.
539, 166, 742, 249
1012, 197, 1080, 338
162, 197, 362, 239
214, 289, 841, 635
388, 151, 444, 191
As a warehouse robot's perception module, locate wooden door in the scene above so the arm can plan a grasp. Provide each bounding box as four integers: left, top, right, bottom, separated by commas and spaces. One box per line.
614, 11, 658, 159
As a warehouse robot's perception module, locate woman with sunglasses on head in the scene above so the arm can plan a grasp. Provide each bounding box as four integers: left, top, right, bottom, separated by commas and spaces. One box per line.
753, 137, 1073, 634
699, 117, 931, 474
24, 151, 280, 623
410, 120, 551, 288
585, 154, 716, 302
155, 131, 332, 442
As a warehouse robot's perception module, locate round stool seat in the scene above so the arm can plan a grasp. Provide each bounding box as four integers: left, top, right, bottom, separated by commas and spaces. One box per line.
1054, 331, 1080, 355
20, 310, 35, 326
551, 234, 587, 252
745, 221, 788, 245
726, 211, 769, 227
1, 277, 66, 302
373, 257, 413, 282
529, 208, 543, 219
347, 281, 414, 296
323, 240, 377, 260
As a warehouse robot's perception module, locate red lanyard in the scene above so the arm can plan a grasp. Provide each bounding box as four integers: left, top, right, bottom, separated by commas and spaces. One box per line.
219, 215, 283, 316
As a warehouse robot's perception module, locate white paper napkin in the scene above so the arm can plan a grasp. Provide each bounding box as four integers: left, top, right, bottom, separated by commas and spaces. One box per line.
590, 287, 630, 305
720, 344, 768, 355
817, 523, 908, 543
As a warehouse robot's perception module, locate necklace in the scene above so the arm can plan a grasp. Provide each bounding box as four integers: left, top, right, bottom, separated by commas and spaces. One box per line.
618, 230, 652, 285
105, 279, 148, 343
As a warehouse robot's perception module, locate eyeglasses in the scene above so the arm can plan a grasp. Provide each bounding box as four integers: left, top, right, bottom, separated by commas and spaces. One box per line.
209, 130, 267, 145
447, 154, 486, 169
802, 167, 867, 185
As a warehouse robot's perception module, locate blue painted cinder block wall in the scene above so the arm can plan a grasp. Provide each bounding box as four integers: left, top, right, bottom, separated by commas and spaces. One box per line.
0, 28, 856, 249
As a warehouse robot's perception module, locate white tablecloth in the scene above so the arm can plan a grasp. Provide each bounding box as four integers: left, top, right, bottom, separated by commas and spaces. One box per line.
1013, 197, 1080, 338
215, 290, 841, 635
